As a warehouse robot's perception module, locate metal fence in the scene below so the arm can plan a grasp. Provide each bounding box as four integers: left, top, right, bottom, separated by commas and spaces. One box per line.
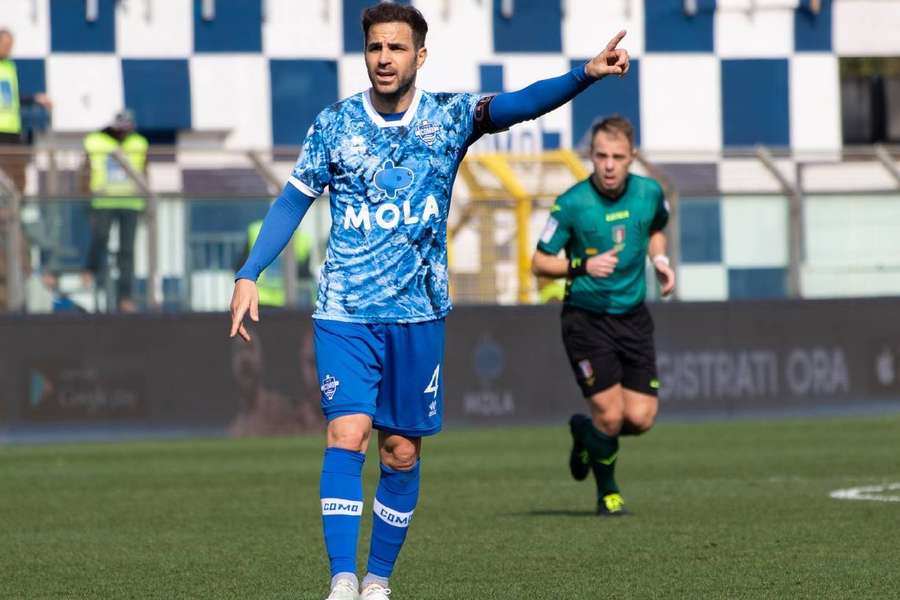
1, 142, 899, 314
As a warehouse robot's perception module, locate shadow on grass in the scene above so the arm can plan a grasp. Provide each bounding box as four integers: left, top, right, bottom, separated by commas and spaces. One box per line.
499, 509, 633, 518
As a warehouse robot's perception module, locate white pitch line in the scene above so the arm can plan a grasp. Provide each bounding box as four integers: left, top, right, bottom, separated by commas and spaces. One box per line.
829, 482, 900, 503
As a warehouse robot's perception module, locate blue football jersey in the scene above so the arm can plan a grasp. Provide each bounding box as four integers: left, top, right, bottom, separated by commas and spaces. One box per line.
290, 89, 482, 323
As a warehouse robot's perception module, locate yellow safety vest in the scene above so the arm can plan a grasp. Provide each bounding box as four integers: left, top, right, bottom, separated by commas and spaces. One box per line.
539, 279, 566, 303
0, 60, 22, 135
248, 220, 312, 307
84, 131, 149, 210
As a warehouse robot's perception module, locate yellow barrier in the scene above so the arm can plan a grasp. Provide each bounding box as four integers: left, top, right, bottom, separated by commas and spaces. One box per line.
452, 150, 589, 303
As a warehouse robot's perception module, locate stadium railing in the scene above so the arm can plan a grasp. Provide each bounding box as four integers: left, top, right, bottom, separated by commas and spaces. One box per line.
1, 142, 899, 313
452, 144, 900, 304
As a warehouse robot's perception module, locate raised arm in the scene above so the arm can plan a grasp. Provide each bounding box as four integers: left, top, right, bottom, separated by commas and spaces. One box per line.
487, 30, 630, 131
229, 183, 315, 342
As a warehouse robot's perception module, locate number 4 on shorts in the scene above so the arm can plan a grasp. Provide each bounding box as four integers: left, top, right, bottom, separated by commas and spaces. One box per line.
424, 364, 440, 398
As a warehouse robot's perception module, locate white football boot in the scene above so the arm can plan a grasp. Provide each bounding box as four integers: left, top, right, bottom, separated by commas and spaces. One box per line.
325, 578, 359, 600
360, 582, 391, 599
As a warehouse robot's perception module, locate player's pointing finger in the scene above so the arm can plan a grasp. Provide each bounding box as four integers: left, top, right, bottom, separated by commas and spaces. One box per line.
606, 30, 626, 51
230, 303, 247, 338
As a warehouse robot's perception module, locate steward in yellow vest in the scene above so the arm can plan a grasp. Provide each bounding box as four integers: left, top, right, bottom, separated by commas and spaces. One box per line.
83, 110, 148, 312
0, 28, 52, 192
84, 123, 149, 210
0, 28, 52, 310
0, 57, 22, 138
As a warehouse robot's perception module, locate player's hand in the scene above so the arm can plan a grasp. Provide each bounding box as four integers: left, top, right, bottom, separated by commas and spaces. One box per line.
229, 278, 260, 343
34, 93, 53, 110
585, 30, 630, 80
586, 247, 619, 278
653, 256, 676, 297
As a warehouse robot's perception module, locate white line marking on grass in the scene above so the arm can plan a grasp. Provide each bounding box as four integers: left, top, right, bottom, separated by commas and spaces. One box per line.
830, 483, 900, 503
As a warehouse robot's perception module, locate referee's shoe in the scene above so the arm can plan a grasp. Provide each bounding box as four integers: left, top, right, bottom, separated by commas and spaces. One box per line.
568, 414, 592, 481
597, 492, 628, 516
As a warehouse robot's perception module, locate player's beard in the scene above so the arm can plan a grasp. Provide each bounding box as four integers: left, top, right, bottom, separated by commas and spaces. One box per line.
371, 70, 417, 106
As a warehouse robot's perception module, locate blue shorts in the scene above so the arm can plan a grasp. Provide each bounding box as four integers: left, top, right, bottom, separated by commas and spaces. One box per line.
313, 318, 445, 437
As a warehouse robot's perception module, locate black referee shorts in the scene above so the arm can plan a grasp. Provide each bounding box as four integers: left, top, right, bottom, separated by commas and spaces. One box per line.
560, 303, 659, 398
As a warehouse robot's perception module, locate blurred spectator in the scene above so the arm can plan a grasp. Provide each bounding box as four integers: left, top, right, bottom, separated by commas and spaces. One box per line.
0, 28, 52, 193
0, 28, 51, 311
228, 332, 323, 436
82, 110, 148, 313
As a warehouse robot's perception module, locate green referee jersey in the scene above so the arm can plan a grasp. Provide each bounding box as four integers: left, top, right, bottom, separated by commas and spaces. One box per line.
537, 173, 669, 315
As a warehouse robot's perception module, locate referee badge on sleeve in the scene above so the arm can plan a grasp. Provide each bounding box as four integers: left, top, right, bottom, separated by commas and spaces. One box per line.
540, 217, 559, 243
578, 359, 596, 386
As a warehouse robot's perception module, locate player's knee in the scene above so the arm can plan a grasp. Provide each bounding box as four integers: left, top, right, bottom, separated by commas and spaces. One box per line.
380, 441, 419, 470
593, 411, 624, 436
627, 405, 657, 434
327, 427, 370, 453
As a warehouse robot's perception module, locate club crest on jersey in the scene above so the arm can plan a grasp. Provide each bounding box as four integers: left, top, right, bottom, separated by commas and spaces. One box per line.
612, 224, 626, 251
374, 160, 414, 199
414, 120, 441, 146
320, 374, 340, 401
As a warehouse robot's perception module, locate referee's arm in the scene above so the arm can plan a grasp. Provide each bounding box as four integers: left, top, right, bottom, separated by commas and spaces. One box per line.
648, 231, 675, 296
531, 250, 569, 278
532, 248, 619, 279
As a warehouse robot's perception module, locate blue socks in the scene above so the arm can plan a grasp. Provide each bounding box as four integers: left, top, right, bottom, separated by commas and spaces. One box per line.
320, 449, 421, 588
366, 461, 421, 578
320, 447, 366, 578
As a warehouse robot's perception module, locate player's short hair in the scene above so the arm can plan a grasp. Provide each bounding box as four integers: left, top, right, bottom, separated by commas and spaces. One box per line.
591, 116, 635, 150
0, 28, 12, 39
362, 2, 428, 49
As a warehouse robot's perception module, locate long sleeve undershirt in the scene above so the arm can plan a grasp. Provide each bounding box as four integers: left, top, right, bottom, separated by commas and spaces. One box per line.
487, 64, 596, 131
234, 183, 314, 281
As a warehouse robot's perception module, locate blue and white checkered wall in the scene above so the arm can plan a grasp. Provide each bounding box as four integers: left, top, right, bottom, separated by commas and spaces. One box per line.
7, 0, 900, 302
7, 0, 900, 151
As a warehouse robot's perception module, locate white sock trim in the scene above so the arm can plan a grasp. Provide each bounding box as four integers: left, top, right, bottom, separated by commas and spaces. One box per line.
373, 498, 414, 528
321, 498, 364, 516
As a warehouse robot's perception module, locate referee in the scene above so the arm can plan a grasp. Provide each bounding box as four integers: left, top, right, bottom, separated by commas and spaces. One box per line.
531, 116, 674, 515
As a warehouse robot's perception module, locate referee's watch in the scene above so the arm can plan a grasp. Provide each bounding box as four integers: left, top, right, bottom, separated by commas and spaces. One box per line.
568, 258, 588, 278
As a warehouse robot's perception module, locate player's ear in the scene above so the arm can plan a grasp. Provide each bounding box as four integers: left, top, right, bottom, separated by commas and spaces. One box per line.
416, 46, 427, 69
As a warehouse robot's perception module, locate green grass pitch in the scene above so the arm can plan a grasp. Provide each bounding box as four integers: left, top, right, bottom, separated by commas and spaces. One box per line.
2, 415, 899, 599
